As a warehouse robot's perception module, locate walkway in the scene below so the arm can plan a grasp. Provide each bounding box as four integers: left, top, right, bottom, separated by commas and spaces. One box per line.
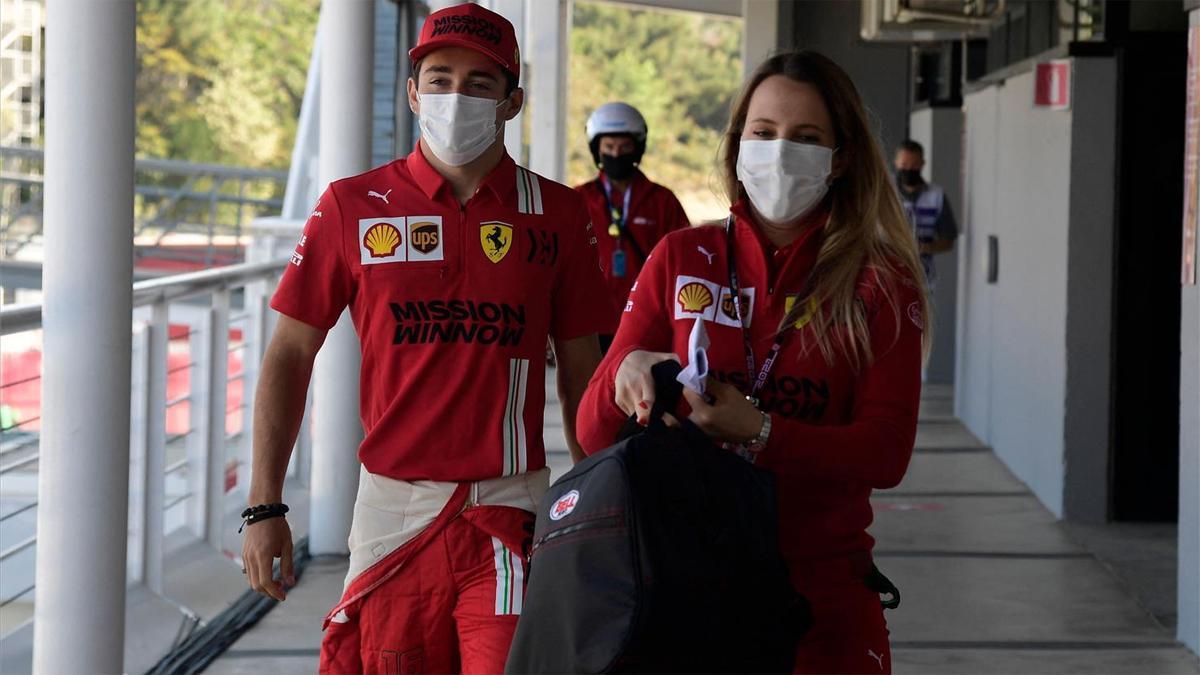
208, 380, 1200, 674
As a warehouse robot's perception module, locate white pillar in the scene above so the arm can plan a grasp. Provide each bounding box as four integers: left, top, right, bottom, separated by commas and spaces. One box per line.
33, 1, 135, 672
309, 0, 373, 555
427, 0, 464, 12
526, 0, 569, 182
742, 0, 781, 80
1177, 7, 1200, 656
486, 0, 527, 162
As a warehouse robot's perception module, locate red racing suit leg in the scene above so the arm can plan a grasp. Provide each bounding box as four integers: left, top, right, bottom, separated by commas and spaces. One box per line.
790, 553, 893, 675
319, 500, 533, 675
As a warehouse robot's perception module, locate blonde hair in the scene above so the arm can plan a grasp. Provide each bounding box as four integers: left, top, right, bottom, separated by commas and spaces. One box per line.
721, 50, 931, 371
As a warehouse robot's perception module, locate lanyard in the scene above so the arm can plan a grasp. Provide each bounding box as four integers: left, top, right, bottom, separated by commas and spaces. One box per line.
725, 216, 815, 407
600, 175, 634, 234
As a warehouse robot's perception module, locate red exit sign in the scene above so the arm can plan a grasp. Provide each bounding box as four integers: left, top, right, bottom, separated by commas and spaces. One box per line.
1035, 60, 1071, 110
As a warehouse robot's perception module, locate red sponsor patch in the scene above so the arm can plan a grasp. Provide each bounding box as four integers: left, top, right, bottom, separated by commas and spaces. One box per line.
549, 490, 580, 521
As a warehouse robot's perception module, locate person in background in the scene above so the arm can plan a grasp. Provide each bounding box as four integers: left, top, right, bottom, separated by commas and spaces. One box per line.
577, 51, 929, 674
576, 102, 690, 352
894, 139, 957, 287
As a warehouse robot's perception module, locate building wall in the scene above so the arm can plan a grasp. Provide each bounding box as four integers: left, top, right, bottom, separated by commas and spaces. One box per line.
1178, 6, 1200, 655
956, 58, 1117, 517
787, 0, 910, 155
1061, 58, 1118, 523
908, 106, 962, 384
1182, 284, 1199, 653
959, 69, 1071, 515
0, 0, 44, 146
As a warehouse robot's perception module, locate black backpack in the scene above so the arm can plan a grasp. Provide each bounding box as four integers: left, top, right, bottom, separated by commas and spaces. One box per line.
506, 362, 811, 674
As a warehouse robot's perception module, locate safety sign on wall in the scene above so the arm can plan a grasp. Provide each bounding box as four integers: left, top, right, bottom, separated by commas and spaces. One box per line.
1034, 60, 1071, 111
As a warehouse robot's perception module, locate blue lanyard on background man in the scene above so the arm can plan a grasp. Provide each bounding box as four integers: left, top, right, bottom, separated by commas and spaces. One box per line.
601, 175, 634, 237
600, 175, 641, 277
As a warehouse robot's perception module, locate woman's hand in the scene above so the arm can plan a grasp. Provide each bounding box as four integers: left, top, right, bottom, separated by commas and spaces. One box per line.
615, 349, 680, 424
682, 378, 764, 444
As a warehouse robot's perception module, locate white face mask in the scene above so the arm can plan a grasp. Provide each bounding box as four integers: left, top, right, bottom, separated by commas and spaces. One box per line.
417, 92, 506, 167
736, 139, 833, 224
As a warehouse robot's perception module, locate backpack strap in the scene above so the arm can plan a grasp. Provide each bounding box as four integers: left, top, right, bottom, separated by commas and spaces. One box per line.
647, 360, 684, 421
864, 563, 901, 610
614, 360, 686, 443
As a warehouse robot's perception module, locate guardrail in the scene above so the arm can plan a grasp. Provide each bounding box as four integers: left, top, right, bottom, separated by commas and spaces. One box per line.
0, 258, 288, 633
0, 145, 287, 264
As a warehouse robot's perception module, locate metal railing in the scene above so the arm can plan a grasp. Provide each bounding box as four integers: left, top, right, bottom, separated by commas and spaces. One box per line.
0, 145, 287, 264
0, 258, 287, 632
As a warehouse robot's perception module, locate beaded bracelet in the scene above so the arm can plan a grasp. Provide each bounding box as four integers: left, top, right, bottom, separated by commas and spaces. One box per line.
238, 503, 289, 533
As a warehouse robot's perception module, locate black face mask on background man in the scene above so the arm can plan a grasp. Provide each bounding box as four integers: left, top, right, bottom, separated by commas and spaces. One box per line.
601, 154, 638, 182
896, 169, 923, 189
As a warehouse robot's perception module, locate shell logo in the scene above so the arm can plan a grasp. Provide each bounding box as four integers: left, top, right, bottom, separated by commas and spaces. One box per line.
363, 222, 402, 258
677, 282, 714, 314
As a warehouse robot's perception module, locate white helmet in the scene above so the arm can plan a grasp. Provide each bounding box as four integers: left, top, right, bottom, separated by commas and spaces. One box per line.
586, 102, 647, 166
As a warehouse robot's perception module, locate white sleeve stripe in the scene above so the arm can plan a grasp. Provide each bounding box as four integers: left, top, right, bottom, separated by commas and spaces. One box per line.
529, 172, 544, 215
502, 357, 529, 476
515, 167, 529, 214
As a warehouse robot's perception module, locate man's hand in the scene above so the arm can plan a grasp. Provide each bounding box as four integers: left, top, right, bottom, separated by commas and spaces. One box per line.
241, 315, 324, 601
241, 517, 295, 601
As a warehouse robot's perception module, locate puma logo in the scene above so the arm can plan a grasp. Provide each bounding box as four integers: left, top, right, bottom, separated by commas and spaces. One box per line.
867, 648, 884, 670
697, 246, 715, 264
368, 189, 392, 204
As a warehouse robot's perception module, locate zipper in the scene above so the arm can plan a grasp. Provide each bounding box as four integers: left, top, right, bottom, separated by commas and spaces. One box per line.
531, 514, 624, 554
455, 203, 466, 279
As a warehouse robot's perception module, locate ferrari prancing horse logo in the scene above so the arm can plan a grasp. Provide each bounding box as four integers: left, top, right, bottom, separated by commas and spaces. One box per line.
480, 221, 513, 263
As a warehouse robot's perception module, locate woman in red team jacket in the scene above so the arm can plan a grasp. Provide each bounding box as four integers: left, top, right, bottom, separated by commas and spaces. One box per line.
576, 51, 930, 675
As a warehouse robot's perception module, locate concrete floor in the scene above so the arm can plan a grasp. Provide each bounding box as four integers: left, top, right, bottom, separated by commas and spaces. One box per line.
207, 381, 1200, 674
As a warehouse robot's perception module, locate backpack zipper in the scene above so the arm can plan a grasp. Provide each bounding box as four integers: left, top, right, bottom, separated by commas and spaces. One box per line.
531, 514, 624, 554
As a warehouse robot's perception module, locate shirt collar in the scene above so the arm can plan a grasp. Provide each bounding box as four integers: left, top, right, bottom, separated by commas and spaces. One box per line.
405, 143, 518, 204
730, 198, 829, 256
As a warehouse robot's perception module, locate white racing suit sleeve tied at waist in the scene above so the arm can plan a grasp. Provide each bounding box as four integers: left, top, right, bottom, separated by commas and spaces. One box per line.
343, 466, 551, 591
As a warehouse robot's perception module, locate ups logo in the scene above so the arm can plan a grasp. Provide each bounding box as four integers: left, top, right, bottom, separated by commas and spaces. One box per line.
720, 290, 750, 322
410, 221, 440, 254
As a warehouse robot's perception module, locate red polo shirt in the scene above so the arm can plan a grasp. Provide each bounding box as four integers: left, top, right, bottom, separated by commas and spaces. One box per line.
272, 148, 609, 481
574, 171, 690, 325
577, 200, 924, 563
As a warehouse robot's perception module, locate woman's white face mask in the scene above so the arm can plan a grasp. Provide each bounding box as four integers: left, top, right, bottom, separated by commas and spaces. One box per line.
736, 139, 833, 224
417, 92, 507, 167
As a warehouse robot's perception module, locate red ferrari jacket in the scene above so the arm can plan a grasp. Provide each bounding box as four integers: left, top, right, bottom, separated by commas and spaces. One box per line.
575, 171, 690, 326
577, 200, 924, 565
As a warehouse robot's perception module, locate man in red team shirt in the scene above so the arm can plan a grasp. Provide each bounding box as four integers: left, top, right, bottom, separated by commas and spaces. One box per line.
575, 102, 690, 351
240, 4, 608, 672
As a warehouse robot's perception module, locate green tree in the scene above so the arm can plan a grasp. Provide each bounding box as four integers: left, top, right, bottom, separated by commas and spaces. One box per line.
568, 2, 742, 221
135, 0, 318, 169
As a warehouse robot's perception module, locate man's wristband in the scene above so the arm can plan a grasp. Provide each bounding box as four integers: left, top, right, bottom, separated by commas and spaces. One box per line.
239, 503, 289, 533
